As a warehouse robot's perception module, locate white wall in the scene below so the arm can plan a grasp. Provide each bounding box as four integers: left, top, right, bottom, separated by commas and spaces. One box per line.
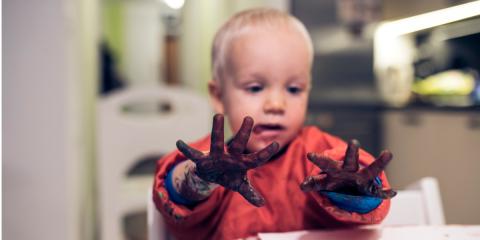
4, 0, 98, 239
124, 0, 164, 86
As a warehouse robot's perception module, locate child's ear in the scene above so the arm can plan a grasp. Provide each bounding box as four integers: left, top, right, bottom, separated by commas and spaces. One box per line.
208, 80, 224, 114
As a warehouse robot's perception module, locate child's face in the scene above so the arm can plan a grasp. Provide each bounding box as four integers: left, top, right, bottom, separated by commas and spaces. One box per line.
211, 25, 311, 153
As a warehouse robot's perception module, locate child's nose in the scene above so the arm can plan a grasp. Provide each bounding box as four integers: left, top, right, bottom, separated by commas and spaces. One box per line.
263, 92, 286, 115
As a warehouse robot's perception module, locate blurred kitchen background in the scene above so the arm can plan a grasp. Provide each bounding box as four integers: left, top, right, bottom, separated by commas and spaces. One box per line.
4, 0, 480, 239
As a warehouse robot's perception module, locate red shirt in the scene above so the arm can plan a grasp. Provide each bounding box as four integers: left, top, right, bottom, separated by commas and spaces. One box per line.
153, 126, 391, 240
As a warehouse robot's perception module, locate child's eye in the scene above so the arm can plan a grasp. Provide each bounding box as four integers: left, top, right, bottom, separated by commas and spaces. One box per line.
287, 86, 303, 94
246, 85, 263, 93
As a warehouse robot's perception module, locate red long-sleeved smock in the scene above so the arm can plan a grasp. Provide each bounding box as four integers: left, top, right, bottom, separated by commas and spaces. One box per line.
153, 126, 391, 240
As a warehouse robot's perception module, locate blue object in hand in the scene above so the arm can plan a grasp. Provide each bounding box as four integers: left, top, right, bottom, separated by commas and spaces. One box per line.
321, 177, 383, 214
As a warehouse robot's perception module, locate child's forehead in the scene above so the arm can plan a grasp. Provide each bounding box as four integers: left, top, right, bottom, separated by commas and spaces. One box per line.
222, 27, 312, 77
212, 10, 313, 83
234, 22, 299, 38
228, 25, 308, 52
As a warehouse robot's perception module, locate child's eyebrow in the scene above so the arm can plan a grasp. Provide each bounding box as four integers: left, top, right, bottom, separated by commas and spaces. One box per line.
286, 75, 309, 84
235, 73, 267, 85
287, 77, 306, 83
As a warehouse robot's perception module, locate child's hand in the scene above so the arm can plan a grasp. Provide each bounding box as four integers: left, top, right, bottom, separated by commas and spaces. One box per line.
176, 114, 279, 207
300, 139, 396, 199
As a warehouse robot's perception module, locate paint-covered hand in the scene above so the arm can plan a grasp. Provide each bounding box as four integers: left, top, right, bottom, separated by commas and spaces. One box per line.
176, 114, 279, 207
300, 139, 396, 199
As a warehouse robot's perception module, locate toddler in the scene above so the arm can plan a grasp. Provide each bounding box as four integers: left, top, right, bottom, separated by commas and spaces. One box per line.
153, 8, 395, 240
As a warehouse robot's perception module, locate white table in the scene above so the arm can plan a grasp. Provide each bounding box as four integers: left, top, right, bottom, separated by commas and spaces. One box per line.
258, 225, 480, 240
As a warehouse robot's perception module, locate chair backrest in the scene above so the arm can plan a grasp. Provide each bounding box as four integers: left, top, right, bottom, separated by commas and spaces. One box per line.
148, 189, 170, 240
98, 86, 211, 177
97, 86, 211, 240
382, 177, 445, 226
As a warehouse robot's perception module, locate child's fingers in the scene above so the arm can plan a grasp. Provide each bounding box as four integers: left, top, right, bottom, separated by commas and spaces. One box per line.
244, 142, 279, 169
376, 189, 397, 199
306, 153, 339, 172
210, 114, 225, 157
228, 116, 253, 154
176, 140, 204, 162
237, 180, 265, 207
342, 139, 360, 172
300, 175, 327, 192
360, 150, 393, 181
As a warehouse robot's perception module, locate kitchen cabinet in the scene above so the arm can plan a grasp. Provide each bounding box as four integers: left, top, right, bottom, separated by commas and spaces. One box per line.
382, 110, 480, 224
307, 105, 382, 156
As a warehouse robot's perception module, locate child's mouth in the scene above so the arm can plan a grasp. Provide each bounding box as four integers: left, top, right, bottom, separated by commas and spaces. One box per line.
252, 124, 286, 135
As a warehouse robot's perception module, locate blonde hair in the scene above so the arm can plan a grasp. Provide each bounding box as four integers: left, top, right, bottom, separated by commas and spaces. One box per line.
211, 8, 313, 82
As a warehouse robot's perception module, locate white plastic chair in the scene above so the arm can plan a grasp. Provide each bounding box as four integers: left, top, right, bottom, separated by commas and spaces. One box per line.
97, 86, 211, 240
148, 189, 171, 240
382, 177, 445, 226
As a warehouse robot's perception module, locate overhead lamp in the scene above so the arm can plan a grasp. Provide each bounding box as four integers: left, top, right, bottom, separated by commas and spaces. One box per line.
163, 0, 185, 10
